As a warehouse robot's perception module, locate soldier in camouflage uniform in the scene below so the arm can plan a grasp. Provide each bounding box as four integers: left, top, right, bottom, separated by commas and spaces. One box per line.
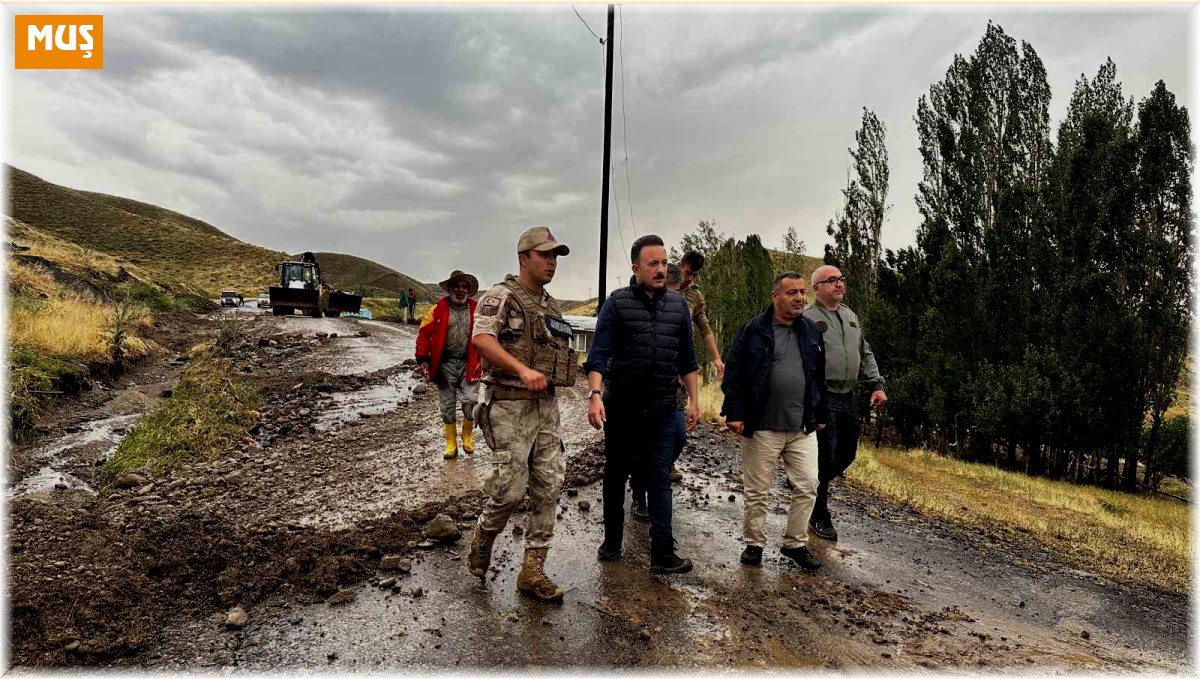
467, 226, 576, 603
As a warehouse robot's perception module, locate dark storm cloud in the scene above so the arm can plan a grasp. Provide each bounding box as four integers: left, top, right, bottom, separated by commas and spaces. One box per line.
6, 4, 1189, 299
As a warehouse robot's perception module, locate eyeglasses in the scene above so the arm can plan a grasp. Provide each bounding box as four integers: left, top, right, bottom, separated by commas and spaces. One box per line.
815, 275, 847, 286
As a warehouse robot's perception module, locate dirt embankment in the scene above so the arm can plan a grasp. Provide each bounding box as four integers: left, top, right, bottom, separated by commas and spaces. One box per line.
10, 314, 460, 666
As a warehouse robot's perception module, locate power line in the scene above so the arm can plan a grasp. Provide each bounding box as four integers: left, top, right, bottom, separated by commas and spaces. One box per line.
572, 5, 604, 44
610, 163, 628, 266
618, 6, 637, 236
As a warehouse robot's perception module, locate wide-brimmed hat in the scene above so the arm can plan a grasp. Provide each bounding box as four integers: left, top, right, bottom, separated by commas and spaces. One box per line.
439, 270, 479, 296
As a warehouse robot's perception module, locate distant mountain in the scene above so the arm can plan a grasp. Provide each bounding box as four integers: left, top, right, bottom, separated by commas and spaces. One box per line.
4, 165, 423, 298
299, 252, 434, 302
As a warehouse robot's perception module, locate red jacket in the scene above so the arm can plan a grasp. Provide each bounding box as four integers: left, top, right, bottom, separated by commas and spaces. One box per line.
415, 297, 482, 383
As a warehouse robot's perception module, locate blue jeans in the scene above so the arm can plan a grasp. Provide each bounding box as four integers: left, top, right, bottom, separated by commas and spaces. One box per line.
603, 404, 677, 543
630, 411, 685, 503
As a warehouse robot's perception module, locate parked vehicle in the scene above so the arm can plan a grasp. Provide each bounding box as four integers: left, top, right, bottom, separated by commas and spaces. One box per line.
220, 291, 242, 307
256, 293, 271, 308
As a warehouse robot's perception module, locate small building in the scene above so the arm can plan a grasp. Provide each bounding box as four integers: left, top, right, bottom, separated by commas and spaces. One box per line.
562, 315, 597, 354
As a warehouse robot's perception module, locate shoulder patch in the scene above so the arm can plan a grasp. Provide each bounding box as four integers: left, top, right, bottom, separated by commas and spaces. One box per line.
478, 293, 505, 317
815, 320, 829, 333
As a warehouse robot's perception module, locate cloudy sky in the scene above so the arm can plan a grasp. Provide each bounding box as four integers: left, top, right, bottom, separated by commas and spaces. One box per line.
5, 3, 1191, 300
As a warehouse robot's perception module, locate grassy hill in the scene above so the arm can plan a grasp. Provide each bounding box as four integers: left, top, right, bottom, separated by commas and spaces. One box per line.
5, 165, 432, 301
6, 165, 288, 296
300, 252, 434, 303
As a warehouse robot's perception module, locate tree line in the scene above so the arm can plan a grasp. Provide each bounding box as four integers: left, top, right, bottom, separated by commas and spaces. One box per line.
672, 22, 1192, 493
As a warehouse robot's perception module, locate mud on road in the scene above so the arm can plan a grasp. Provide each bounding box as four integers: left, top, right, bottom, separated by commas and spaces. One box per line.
6, 310, 1192, 671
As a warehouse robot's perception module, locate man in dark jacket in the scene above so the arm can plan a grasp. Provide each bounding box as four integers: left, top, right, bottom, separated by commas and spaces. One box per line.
627, 264, 688, 523
585, 235, 700, 574
721, 272, 828, 569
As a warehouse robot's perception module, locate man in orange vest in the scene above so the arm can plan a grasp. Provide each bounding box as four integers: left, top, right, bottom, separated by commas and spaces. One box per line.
417, 270, 483, 459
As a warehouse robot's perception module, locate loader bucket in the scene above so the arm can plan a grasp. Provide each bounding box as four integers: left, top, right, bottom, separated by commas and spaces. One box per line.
328, 291, 363, 315
269, 286, 319, 310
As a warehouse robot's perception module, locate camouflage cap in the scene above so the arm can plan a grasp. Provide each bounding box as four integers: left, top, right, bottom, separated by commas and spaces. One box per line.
516, 226, 570, 256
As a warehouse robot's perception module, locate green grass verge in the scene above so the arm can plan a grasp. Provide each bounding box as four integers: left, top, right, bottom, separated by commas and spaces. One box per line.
360, 297, 431, 323
100, 356, 259, 490
9, 346, 90, 441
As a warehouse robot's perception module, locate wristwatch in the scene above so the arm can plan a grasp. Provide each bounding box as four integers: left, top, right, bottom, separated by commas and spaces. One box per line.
588, 389, 603, 399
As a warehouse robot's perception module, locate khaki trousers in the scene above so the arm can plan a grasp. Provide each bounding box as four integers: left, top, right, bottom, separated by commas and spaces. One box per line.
741, 428, 818, 549
475, 394, 565, 549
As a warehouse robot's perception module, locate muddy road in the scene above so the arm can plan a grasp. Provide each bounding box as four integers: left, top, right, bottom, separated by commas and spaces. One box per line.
7, 310, 1192, 671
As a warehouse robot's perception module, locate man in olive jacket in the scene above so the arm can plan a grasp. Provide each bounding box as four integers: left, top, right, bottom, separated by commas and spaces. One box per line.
801, 265, 887, 541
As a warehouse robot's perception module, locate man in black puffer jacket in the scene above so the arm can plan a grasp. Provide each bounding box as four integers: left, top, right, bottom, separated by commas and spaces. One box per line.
721, 272, 829, 570
585, 235, 701, 574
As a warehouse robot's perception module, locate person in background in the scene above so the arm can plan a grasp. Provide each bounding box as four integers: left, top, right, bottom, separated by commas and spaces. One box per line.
416, 270, 482, 459
407, 288, 420, 323
801, 265, 887, 542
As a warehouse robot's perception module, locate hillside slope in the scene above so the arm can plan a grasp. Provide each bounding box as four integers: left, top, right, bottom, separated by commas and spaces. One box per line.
6, 165, 288, 296
300, 252, 433, 302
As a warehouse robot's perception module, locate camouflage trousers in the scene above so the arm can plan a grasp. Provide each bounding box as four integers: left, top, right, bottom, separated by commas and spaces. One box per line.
475, 390, 565, 549
436, 357, 477, 424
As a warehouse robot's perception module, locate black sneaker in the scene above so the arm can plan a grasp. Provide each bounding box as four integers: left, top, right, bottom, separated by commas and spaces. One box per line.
631, 497, 650, 522
781, 545, 822, 570
597, 541, 622, 562
740, 545, 763, 566
650, 539, 693, 574
808, 517, 838, 541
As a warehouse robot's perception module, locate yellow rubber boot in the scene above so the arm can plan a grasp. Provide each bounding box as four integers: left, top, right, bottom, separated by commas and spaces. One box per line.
443, 423, 458, 459
461, 419, 475, 454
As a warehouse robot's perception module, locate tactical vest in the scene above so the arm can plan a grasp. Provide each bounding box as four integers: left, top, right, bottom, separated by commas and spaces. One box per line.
486, 277, 577, 394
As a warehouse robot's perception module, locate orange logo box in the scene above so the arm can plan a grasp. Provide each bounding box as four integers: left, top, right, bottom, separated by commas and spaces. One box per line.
15, 15, 103, 69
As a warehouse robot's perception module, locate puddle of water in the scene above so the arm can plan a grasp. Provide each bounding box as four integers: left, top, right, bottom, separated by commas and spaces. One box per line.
314, 373, 421, 432
9, 413, 142, 498
233, 484, 715, 671
294, 319, 417, 376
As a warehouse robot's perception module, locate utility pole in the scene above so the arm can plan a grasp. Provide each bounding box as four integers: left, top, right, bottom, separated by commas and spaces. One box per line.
597, 4, 615, 313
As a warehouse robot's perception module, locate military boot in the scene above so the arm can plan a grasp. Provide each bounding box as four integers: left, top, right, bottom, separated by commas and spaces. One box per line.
460, 419, 475, 454
516, 547, 564, 603
467, 527, 498, 578
443, 423, 458, 459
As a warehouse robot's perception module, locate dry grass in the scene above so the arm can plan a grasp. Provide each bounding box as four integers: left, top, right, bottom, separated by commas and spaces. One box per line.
846, 446, 1192, 594
8, 166, 286, 296
565, 299, 598, 316
9, 296, 153, 364
698, 379, 725, 424
8, 258, 61, 298
1162, 355, 1191, 421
